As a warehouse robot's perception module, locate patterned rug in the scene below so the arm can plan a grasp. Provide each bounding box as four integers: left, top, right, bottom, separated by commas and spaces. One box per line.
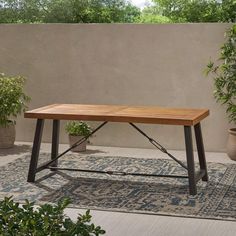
1, 153, 236, 221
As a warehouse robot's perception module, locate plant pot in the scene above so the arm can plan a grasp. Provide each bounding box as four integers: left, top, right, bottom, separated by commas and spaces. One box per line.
0, 123, 16, 148
68, 135, 87, 152
226, 128, 236, 161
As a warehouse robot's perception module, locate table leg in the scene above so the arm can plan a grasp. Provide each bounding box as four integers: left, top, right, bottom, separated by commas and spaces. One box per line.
194, 122, 208, 181
51, 120, 60, 170
184, 126, 197, 195
27, 119, 44, 182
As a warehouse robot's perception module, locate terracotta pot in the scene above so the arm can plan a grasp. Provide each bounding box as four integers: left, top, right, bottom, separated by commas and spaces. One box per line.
226, 128, 236, 161
68, 135, 87, 152
0, 122, 16, 148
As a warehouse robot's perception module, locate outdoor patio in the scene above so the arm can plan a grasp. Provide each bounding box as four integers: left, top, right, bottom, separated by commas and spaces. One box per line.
1, 142, 236, 235
0, 23, 236, 235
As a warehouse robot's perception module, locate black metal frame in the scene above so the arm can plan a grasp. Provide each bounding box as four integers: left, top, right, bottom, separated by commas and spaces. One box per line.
27, 119, 208, 196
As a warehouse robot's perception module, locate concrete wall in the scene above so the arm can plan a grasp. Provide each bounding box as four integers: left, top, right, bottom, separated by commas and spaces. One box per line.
0, 24, 232, 152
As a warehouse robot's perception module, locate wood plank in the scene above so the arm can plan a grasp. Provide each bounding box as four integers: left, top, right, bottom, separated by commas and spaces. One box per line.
24, 104, 209, 126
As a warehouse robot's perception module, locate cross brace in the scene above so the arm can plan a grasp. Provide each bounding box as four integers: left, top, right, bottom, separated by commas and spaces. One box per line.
36, 121, 108, 172
129, 123, 188, 170
34, 121, 188, 176
27, 119, 209, 195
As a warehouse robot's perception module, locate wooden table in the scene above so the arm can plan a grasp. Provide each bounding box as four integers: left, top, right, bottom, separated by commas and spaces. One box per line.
25, 104, 209, 195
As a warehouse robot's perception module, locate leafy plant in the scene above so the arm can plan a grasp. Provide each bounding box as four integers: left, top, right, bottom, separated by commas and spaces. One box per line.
0, 196, 105, 236
65, 121, 92, 136
0, 73, 30, 127
206, 24, 236, 122
149, 0, 235, 23
0, 0, 141, 23
137, 14, 172, 23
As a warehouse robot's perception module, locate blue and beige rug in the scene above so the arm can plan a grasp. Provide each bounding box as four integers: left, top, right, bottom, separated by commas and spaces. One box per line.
0, 153, 236, 221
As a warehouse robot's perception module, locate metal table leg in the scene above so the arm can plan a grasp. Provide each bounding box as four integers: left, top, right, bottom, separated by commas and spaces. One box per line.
27, 119, 44, 182
194, 122, 208, 181
51, 120, 60, 170
184, 126, 197, 195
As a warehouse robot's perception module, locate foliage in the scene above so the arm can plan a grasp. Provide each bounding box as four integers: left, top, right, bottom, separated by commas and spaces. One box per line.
0, 0, 235, 23
0, 73, 30, 127
0, 0, 141, 23
66, 121, 92, 136
0, 196, 105, 236
206, 24, 236, 123
137, 6, 172, 23
137, 14, 172, 23
151, 0, 221, 23
143, 0, 236, 23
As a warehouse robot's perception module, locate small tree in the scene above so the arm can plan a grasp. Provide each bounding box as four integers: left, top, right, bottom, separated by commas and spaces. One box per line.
206, 24, 236, 123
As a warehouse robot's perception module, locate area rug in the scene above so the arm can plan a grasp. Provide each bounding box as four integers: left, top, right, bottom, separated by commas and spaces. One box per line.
0, 153, 236, 221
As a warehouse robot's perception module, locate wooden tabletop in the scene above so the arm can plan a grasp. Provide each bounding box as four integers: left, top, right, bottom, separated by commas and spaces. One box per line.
24, 104, 209, 126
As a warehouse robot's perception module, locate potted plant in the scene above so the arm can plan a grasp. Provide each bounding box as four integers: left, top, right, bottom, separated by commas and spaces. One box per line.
0, 73, 30, 148
0, 196, 105, 235
206, 24, 236, 160
65, 121, 92, 152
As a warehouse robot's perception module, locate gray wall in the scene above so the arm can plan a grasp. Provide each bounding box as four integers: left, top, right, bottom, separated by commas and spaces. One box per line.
0, 24, 232, 152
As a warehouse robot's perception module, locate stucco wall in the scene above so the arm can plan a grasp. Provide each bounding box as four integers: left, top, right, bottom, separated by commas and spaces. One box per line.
0, 24, 232, 152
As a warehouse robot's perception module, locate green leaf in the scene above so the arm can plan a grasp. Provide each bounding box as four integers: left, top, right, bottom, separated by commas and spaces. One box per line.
205, 24, 236, 123
0, 197, 105, 235
0, 73, 30, 127
65, 121, 92, 136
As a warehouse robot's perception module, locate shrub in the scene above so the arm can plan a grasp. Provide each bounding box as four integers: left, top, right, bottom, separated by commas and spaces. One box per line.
65, 121, 92, 136
206, 24, 236, 123
0, 73, 30, 127
0, 197, 105, 236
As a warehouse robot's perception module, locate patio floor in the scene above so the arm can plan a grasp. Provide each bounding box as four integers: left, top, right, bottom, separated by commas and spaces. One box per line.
1, 142, 236, 236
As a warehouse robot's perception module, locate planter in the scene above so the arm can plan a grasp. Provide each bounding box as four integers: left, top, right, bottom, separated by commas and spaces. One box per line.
0, 123, 15, 148
68, 135, 87, 152
226, 128, 236, 161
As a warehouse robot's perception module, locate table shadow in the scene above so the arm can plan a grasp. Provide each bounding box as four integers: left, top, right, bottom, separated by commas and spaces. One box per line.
0, 144, 32, 156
